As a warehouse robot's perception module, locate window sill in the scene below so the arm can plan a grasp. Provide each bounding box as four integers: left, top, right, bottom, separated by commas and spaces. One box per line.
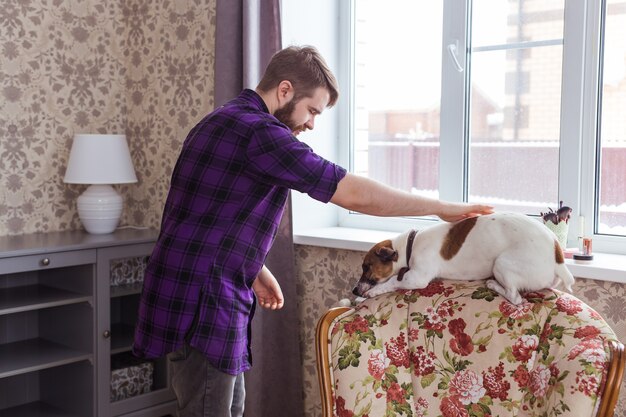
293, 227, 626, 284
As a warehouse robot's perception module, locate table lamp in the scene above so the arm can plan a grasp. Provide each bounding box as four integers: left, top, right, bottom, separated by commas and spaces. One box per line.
64, 134, 137, 234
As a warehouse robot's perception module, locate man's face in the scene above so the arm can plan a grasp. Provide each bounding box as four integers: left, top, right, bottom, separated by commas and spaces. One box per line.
274, 87, 330, 136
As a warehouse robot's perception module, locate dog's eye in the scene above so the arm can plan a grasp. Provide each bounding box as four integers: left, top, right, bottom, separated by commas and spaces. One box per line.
362, 265, 370, 273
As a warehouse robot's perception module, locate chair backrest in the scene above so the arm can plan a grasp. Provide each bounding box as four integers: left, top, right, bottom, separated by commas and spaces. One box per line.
316, 279, 625, 417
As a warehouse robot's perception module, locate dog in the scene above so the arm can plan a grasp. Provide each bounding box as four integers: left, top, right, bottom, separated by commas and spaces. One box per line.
352, 212, 574, 305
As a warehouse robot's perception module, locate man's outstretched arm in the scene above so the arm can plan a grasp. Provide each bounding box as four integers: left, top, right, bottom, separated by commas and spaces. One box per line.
330, 173, 493, 222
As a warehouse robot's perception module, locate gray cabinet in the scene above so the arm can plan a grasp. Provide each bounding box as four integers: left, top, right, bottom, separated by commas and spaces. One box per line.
96, 238, 175, 417
0, 230, 176, 417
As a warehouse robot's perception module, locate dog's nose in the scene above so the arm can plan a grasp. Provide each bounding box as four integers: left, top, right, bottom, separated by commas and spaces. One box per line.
352, 287, 360, 296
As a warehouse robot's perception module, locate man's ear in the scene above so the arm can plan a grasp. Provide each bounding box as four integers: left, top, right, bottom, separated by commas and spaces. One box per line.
277, 80, 294, 104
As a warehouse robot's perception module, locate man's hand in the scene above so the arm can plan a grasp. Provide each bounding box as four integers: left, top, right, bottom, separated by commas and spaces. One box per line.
437, 202, 494, 222
252, 265, 284, 310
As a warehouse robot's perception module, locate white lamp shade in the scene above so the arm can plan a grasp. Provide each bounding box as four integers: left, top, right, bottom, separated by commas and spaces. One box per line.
64, 134, 137, 184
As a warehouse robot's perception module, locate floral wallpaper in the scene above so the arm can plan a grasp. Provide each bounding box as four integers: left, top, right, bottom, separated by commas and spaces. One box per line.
295, 244, 626, 417
0, 0, 216, 235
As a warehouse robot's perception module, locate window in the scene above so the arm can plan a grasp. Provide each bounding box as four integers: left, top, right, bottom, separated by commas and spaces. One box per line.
352, 0, 443, 201
597, 0, 626, 236
468, 0, 564, 214
338, 0, 626, 253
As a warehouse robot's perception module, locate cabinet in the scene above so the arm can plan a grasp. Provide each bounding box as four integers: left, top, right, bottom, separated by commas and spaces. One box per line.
96, 237, 175, 417
0, 229, 176, 417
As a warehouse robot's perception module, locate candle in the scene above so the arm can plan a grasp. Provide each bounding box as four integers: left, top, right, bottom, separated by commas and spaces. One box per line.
579, 216, 585, 237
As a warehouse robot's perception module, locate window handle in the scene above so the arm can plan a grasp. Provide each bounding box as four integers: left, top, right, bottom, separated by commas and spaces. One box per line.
447, 42, 464, 72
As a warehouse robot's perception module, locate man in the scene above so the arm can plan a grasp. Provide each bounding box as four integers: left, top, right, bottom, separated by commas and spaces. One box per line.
133, 45, 492, 417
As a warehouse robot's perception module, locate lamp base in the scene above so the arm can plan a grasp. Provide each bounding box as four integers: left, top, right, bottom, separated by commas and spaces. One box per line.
77, 184, 123, 234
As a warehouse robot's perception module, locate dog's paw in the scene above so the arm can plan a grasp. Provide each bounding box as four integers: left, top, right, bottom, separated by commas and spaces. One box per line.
335, 298, 352, 307
363, 287, 389, 298
485, 279, 523, 304
485, 279, 502, 293
505, 293, 524, 305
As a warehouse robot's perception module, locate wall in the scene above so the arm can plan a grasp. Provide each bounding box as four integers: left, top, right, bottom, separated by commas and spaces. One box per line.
295, 244, 626, 417
282, 0, 343, 234
0, 0, 216, 235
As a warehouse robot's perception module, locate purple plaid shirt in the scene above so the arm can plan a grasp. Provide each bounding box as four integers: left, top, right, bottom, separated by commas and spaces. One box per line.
132, 89, 346, 374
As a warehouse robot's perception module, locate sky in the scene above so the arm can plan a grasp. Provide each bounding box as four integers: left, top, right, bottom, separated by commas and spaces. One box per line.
360, 0, 513, 111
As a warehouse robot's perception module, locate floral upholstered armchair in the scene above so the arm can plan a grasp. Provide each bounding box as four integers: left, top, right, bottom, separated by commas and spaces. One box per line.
316, 279, 625, 417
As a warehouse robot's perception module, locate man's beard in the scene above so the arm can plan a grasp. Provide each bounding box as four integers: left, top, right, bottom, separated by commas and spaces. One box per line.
273, 98, 304, 133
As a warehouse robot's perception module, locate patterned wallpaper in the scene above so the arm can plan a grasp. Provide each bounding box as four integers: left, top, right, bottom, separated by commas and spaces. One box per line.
0, 0, 216, 235
295, 244, 626, 417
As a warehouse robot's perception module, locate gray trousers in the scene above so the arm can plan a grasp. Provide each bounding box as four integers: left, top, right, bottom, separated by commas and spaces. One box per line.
168, 344, 245, 417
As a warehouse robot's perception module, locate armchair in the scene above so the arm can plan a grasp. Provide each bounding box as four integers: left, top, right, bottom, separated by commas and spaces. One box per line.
316, 279, 625, 417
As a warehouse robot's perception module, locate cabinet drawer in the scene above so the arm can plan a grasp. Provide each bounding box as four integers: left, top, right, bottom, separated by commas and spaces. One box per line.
0, 249, 96, 274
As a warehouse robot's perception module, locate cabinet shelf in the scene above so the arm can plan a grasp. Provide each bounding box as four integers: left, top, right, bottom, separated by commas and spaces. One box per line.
0, 228, 174, 416
0, 401, 80, 417
0, 284, 91, 316
110, 281, 143, 298
0, 338, 92, 378
111, 323, 136, 354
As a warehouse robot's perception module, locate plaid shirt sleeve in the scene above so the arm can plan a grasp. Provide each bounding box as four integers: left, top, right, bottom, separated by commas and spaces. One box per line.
245, 121, 347, 203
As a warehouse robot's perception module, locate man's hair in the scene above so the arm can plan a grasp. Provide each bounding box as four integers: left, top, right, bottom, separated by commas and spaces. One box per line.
257, 45, 339, 107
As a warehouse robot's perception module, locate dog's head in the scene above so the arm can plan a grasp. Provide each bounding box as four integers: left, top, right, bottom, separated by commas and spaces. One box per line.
352, 239, 399, 297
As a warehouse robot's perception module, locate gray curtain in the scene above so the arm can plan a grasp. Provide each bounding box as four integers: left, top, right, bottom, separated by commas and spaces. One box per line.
214, 0, 282, 105
214, 2, 305, 417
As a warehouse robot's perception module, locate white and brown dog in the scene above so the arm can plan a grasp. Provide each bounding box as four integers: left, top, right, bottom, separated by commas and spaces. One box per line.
352, 212, 574, 305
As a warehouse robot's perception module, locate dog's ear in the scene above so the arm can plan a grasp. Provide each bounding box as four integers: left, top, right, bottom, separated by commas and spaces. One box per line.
375, 246, 398, 262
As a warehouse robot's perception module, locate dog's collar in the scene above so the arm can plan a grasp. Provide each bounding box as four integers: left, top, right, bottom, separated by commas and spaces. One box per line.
397, 229, 417, 281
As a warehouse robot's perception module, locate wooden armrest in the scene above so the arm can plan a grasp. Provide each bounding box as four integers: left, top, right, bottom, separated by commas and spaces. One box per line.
316, 306, 352, 417
596, 340, 626, 417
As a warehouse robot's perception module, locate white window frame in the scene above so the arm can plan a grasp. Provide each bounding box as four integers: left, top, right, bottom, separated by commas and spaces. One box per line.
283, 0, 626, 255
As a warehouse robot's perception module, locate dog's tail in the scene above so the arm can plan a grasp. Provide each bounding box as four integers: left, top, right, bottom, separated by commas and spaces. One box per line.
554, 263, 575, 293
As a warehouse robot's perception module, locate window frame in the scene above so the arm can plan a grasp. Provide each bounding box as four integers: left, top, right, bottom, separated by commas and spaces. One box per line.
282, 0, 626, 255
331, 0, 626, 254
